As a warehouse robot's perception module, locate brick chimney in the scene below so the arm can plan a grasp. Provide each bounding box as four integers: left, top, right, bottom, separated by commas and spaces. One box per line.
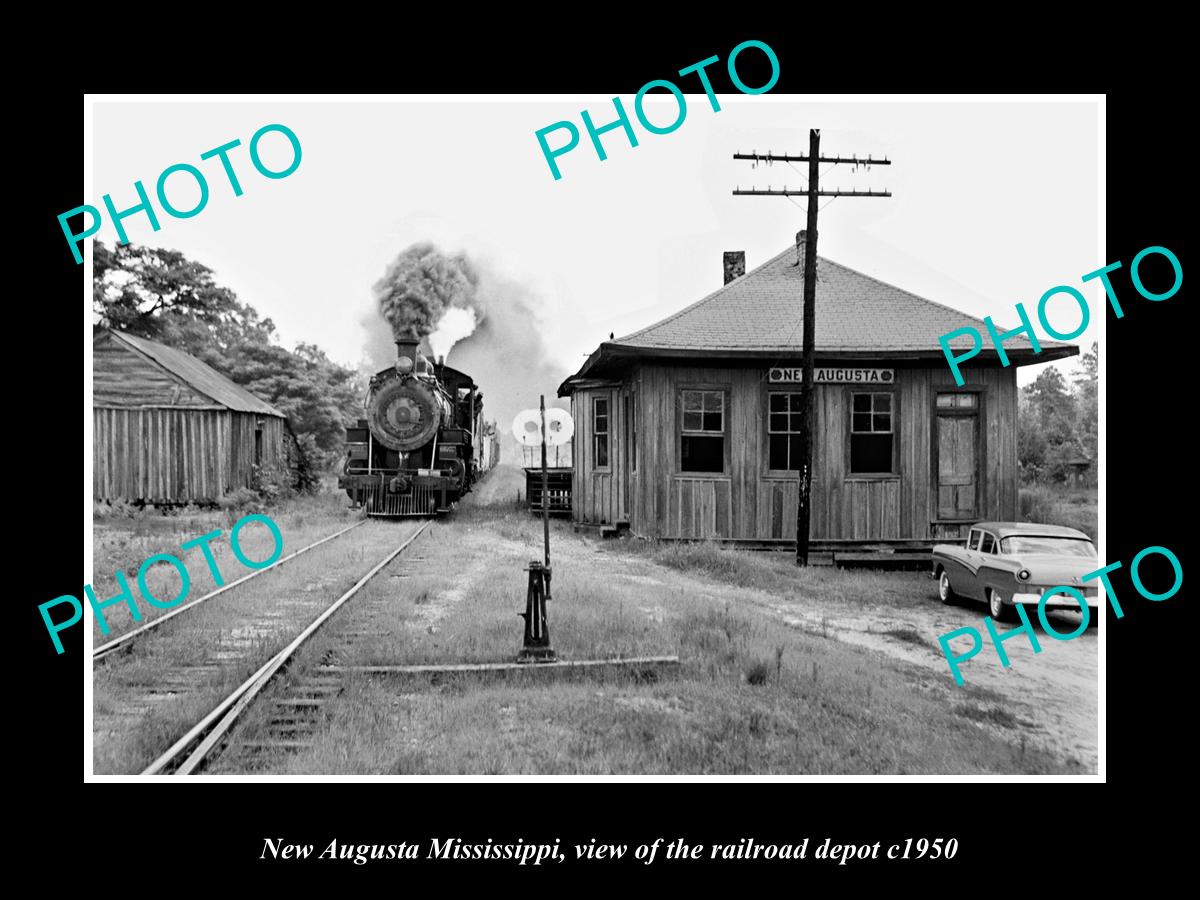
723, 251, 746, 285
797, 229, 819, 268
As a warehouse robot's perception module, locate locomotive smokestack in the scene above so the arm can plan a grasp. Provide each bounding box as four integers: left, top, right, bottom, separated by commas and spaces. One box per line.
395, 338, 420, 375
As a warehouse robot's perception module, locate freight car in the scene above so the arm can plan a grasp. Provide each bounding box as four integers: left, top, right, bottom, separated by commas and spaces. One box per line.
339, 338, 494, 517
520, 443, 572, 515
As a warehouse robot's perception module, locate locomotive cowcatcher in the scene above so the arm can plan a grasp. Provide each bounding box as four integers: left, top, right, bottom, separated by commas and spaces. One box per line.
340, 338, 485, 517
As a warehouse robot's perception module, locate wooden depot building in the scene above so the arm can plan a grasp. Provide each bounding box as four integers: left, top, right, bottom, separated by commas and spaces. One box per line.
558, 233, 1077, 552
93, 328, 287, 504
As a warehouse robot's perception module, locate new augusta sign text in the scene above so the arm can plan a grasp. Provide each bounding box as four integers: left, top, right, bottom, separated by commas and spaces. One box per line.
768, 367, 894, 384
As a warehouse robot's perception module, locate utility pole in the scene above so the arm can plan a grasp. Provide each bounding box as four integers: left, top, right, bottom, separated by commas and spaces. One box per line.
733, 131, 891, 566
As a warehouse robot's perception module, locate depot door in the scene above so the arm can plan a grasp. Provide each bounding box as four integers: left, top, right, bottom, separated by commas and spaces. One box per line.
934, 392, 981, 520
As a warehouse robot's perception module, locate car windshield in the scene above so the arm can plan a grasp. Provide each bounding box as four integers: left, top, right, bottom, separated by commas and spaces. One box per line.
1001, 536, 1096, 557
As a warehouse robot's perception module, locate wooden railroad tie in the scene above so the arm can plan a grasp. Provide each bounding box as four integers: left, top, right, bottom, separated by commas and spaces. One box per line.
320, 655, 680, 683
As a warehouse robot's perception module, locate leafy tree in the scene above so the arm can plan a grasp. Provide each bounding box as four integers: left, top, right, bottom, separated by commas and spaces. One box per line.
93, 242, 275, 352
1018, 350, 1097, 486
1025, 367, 1075, 434
1072, 342, 1099, 463
222, 341, 363, 464
1017, 391, 1049, 481
93, 241, 364, 473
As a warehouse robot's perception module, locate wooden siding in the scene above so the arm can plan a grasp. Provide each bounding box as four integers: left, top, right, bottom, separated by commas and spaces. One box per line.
94, 408, 285, 502
573, 362, 1018, 541
93, 334, 215, 408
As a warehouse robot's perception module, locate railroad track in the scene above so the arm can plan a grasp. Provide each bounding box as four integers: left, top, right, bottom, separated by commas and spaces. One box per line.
140, 521, 429, 775
93, 520, 367, 662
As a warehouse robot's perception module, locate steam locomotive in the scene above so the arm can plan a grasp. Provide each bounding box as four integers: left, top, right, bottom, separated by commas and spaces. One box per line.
339, 338, 497, 517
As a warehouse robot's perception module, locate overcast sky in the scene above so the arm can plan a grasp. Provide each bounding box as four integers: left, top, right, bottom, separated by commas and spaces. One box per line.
90, 97, 1101, 387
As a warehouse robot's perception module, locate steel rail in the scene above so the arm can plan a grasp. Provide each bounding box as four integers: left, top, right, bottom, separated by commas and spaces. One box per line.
140, 520, 429, 776
93, 519, 368, 662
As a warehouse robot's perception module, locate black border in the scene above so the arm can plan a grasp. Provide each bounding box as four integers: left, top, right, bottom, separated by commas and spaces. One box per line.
20, 27, 1191, 885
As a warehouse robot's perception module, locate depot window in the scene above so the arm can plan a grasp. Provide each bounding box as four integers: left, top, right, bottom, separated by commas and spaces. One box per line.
849, 391, 895, 475
680, 389, 725, 473
768, 392, 804, 471
593, 397, 610, 469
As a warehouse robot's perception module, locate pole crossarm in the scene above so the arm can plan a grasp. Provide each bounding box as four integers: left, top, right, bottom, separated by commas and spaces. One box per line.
732, 188, 892, 197
733, 152, 891, 165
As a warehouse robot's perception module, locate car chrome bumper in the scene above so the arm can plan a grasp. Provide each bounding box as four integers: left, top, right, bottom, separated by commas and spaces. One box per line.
1012, 591, 1098, 609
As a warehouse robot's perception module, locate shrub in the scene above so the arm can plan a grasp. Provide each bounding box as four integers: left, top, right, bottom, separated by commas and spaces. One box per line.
1018, 484, 1097, 540
93, 498, 143, 520
745, 659, 771, 686
287, 428, 323, 493
217, 486, 262, 513
250, 464, 296, 504
1019, 487, 1050, 523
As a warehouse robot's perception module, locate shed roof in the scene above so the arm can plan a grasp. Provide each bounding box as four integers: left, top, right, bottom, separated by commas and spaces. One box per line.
98, 329, 284, 417
561, 242, 1077, 393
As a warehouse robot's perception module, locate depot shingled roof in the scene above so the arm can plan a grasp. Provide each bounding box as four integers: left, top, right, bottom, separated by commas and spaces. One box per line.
560, 242, 1076, 393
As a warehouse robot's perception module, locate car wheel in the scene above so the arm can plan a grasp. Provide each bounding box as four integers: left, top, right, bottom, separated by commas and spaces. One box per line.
988, 588, 1017, 623
938, 570, 957, 605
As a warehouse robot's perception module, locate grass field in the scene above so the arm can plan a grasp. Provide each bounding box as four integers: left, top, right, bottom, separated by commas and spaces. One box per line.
210, 467, 1085, 775
90, 492, 359, 642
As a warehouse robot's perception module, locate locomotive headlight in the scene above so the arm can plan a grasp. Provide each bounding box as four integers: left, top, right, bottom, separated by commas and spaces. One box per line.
396, 355, 414, 373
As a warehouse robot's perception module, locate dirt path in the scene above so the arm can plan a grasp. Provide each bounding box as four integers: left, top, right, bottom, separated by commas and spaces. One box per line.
745, 591, 1097, 771
595, 557, 1098, 772
470, 464, 524, 507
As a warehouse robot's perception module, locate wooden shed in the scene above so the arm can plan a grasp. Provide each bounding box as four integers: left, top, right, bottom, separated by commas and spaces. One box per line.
559, 234, 1078, 551
93, 328, 287, 503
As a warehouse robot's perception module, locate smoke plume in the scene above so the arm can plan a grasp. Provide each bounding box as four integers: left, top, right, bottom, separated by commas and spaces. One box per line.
429, 307, 478, 359
373, 243, 479, 342
362, 243, 571, 463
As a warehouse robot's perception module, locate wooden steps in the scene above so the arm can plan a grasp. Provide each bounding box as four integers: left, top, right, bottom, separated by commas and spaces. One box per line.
832, 551, 932, 568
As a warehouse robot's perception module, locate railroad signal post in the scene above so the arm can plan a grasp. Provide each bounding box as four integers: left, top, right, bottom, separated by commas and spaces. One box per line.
733, 131, 891, 565
512, 396, 573, 663
519, 559, 555, 663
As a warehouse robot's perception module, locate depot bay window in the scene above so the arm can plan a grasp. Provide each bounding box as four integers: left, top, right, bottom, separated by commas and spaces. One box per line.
680, 389, 725, 473
849, 391, 896, 475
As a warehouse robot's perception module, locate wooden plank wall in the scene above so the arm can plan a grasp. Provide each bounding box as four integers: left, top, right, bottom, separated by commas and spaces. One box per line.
94, 408, 284, 502
632, 364, 751, 539
619, 363, 1017, 541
